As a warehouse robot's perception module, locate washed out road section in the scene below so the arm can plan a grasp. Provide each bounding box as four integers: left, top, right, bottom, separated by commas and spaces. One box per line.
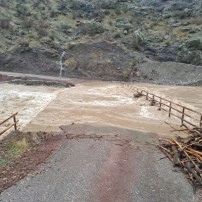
23, 82, 180, 136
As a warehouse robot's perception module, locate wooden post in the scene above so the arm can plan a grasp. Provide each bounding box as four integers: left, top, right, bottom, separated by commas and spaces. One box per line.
13, 115, 17, 131
200, 115, 202, 127
159, 98, 162, 110
146, 92, 148, 100
182, 107, 185, 125
169, 102, 172, 117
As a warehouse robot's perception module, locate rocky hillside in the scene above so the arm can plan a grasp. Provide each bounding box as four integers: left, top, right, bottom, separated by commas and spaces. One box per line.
1, 0, 202, 83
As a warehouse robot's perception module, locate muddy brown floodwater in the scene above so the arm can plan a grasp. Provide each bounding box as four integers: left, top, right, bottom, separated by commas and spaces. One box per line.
12, 80, 201, 137
0, 84, 60, 139
1, 80, 202, 137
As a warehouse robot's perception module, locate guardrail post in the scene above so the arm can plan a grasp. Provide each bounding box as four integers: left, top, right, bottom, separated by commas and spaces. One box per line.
169, 102, 172, 117
200, 115, 202, 127
182, 107, 185, 125
159, 98, 162, 110
13, 115, 17, 131
136, 88, 202, 128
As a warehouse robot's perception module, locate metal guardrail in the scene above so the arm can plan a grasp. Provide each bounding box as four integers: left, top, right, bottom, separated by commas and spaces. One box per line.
135, 88, 202, 128
0, 112, 18, 136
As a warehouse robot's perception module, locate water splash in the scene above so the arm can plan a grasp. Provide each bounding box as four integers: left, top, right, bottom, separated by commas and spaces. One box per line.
59, 51, 65, 77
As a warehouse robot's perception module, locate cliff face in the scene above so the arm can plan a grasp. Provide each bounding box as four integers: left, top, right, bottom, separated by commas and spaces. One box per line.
1, 0, 202, 84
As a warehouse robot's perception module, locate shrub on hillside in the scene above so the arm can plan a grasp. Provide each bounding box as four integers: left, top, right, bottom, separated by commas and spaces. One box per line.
58, 23, 71, 34
50, 10, 58, 18
70, 1, 80, 10
16, 4, 31, 17
19, 40, 29, 48
0, 19, 10, 29
87, 22, 105, 36
96, 11, 105, 22
22, 18, 33, 29
103, 10, 110, 15
113, 32, 121, 39
0, 0, 9, 8
57, 0, 68, 13
114, 6, 121, 15
36, 27, 48, 37
177, 49, 202, 65
79, 22, 105, 36
99, 1, 117, 9
132, 31, 145, 49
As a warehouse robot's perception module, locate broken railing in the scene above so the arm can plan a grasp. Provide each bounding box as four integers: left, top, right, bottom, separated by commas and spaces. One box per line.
0, 112, 18, 136
135, 88, 202, 128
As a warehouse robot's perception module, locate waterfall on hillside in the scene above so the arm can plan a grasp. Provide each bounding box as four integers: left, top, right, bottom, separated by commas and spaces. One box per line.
59, 51, 65, 77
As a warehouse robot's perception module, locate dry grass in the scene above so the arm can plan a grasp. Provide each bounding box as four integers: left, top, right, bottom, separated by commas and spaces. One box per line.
0, 158, 10, 166
0, 137, 29, 166
8, 137, 29, 156
189, 17, 202, 25
0, 131, 62, 193
172, 27, 189, 41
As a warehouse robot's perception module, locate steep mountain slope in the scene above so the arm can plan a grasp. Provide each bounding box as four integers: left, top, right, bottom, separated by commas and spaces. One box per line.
1, 0, 202, 83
